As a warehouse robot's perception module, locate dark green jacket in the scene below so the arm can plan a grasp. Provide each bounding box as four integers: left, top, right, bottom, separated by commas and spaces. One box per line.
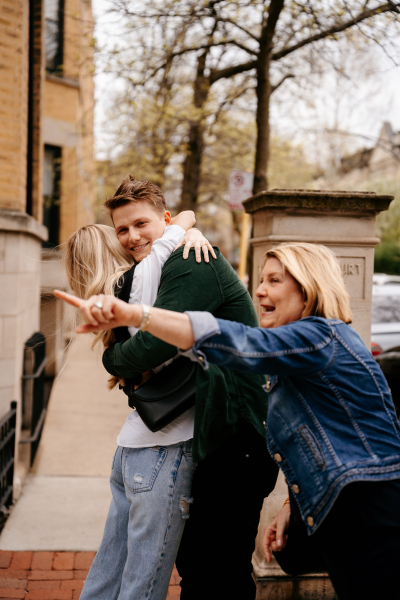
103, 247, 269, 462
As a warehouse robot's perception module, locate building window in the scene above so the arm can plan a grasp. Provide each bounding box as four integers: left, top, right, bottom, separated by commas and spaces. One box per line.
43, 145, 61, 248
45, 0, 64, 74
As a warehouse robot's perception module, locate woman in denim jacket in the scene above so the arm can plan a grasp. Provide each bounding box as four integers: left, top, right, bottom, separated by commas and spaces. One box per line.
58, 242, 400, 600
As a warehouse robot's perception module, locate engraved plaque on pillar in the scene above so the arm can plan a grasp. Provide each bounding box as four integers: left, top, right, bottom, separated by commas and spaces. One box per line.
339, 257, 365, 299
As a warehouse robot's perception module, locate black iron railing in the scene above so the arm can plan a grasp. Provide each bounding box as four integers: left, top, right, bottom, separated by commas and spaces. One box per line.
20, 333, 48, 466
0, 401, 17, 509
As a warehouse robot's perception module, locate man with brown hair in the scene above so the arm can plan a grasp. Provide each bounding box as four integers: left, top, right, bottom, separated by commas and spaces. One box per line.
105, 176, 212, 264
102, 176, 278, 600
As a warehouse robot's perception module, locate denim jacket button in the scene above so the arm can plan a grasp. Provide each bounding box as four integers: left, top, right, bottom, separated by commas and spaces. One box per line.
263, 421, 267, 429
307, 516, 314, 527
199, 356, 204, 364
274, 453, 283, 463
292, 484, 300, 494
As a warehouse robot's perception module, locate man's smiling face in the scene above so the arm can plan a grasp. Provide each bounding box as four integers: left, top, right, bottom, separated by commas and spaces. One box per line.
112, 201, 171, 263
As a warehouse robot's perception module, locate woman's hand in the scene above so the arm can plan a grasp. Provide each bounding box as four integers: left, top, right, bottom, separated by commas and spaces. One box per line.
54, 290, 142, 333
54, 290, 195, 349
263, 503, 291, 563
176, 228, 217, 263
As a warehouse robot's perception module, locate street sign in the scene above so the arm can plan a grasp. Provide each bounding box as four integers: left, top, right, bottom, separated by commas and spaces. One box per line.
228, 170, 254, 210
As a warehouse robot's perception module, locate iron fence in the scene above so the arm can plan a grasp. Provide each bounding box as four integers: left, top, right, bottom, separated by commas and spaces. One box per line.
20, 332, 48, 466
0, 401, 17, 510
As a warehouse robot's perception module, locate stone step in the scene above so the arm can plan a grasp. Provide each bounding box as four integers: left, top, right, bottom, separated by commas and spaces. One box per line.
256, 575, 337, 600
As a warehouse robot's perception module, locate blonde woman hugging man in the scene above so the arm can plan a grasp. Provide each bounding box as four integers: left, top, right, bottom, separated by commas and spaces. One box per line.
60, 176, 278, 600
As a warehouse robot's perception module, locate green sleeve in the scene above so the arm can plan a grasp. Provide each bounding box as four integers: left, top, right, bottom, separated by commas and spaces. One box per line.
102, 248, 224, 378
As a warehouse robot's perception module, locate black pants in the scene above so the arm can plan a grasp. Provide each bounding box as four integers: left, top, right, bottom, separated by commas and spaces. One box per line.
317, 479, 400, 600
285, 479, 400, 600
176, 424, 278, 600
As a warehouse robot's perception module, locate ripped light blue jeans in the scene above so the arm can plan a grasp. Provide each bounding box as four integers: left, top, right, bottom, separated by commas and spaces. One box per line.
80, 440, 195, 600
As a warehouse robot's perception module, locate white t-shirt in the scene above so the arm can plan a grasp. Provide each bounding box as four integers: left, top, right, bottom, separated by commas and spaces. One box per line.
117, 225, 195, 448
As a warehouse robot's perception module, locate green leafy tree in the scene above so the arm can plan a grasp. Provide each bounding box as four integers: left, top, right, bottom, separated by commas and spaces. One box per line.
103, 0, 400, 210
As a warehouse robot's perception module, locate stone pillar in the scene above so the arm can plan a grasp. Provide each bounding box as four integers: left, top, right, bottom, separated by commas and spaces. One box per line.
244, 189, 394, 591
0, 210, 48, 495
244, 189, 393, 346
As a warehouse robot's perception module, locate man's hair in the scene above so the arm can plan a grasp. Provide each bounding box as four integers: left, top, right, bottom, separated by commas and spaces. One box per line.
104, 175, 167, 214
263, 242, 353, 324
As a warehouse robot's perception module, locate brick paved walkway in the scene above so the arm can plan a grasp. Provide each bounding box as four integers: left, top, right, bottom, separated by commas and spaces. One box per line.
0, 551, 180, 599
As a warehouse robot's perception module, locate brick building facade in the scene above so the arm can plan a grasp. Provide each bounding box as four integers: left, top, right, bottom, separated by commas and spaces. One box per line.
0, 0, 95, 498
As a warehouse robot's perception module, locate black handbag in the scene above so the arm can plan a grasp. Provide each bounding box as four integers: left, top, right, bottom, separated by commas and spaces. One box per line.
273, 496, 327, 576
125, 356, 196, 432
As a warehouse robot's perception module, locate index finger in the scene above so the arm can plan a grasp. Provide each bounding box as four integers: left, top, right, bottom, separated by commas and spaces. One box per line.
54, 289, 84, 308
263, 526, 275, 563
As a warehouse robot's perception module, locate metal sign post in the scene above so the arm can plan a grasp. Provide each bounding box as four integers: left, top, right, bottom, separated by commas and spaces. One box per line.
228, 171, 253, 281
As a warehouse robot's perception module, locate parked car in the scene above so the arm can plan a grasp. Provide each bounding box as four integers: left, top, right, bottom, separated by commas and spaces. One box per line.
373, 273, 400, 286
371, 275, 400, 418
371, 283, 400, 354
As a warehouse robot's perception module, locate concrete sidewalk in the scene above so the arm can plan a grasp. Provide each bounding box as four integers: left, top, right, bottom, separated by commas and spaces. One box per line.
0, 336, 131, 551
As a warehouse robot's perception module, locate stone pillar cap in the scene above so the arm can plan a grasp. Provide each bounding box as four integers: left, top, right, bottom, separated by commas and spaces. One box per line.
243, 189, 394, 215
0, 208, 48, 241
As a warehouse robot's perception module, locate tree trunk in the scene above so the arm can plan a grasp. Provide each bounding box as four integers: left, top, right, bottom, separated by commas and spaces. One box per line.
179, 52, 210, 211
180, 120, 206, 211
253, 0, 284, 195
253, 56, 271, 195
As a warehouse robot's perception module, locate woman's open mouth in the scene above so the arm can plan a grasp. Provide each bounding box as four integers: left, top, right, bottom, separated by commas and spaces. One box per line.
262, 305, 276, 313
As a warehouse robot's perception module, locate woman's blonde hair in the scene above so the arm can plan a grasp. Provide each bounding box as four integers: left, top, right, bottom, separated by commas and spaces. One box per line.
64, 224, 134, 358
264, 242, 353, 323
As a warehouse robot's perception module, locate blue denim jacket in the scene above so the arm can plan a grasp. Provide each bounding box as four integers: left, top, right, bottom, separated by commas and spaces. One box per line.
183, 312, 400, 534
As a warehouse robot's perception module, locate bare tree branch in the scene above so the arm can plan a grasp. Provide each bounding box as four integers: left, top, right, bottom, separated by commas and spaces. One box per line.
271, 72, 295, 93
272, 2, 399, 61
229, 41, 259, 56
210, 84, 254, 132
211, 59, 258, 83
217, 17, 260, 41
144, 40, 257, 83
